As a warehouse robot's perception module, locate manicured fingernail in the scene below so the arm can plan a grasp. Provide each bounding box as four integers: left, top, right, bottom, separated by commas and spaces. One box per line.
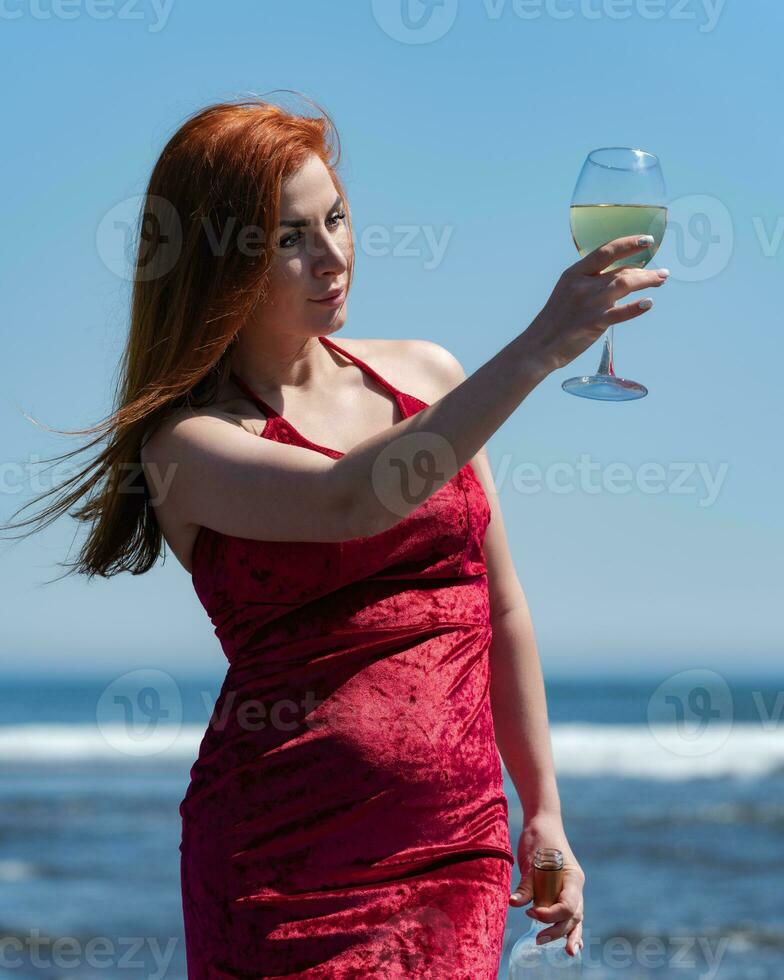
656, 268, 670, 278
638, 298, 653, 310
637, 235, 654, 245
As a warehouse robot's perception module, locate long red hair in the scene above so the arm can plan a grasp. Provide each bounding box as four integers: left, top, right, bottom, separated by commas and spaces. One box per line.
1, 92, 355, 580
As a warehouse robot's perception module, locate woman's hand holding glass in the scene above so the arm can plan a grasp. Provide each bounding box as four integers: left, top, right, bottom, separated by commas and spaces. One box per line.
520, 234, 669, 380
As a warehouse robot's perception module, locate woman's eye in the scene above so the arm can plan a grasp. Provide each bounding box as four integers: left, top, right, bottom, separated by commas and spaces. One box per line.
279, 211, 346, 249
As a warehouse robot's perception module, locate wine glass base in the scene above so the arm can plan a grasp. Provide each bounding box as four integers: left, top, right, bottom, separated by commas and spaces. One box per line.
562, 373, 648, 401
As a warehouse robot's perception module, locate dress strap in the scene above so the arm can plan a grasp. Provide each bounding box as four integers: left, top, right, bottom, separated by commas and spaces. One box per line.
229, 370, 279, 418
229, 336, 406, 419
227, 337, 420, 459
318, 335, 404, 398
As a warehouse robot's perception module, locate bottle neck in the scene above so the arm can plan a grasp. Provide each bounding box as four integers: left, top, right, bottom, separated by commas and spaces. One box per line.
532, 847, 564, 908
533, 864, 564, 907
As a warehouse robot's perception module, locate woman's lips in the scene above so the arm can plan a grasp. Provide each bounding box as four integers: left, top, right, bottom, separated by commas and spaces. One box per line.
311, 287, 345, 307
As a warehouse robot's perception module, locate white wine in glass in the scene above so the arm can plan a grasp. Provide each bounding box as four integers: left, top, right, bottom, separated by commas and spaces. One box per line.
562, 148, 667, 401
570, 204, 667, 267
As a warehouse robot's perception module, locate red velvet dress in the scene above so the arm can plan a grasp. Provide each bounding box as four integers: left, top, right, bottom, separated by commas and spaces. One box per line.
180, 335, 514, 978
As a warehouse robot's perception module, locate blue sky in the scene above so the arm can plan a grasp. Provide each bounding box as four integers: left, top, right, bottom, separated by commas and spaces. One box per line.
1, 0, 780, 679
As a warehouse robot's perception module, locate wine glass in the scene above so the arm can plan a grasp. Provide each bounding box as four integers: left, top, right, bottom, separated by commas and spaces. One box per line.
562, 146, 667, 401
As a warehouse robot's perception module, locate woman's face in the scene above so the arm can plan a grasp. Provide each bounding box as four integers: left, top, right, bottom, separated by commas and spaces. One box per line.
261, 153, 351, 338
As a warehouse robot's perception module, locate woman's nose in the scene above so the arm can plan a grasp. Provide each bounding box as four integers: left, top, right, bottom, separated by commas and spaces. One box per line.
309, 230, 348, 270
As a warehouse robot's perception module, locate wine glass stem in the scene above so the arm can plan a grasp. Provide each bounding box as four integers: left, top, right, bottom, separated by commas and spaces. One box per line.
597, 325, 615, 376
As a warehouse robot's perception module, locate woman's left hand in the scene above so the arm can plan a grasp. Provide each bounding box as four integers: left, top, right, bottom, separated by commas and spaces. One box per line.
509, 811, 585, 958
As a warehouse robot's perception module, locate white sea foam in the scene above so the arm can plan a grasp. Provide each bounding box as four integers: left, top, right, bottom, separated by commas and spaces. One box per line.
0, 722, 782, 779
543, 722, 784, 780
0, 859, 40, 882
0, 723, 205, 761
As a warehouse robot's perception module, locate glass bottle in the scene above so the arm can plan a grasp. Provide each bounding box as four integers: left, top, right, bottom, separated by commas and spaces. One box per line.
508, 848, 582, 977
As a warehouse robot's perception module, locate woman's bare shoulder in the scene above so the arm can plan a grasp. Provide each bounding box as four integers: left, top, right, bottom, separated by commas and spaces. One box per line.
141, 335, 466, 459
346, 335, 465, 404
140, 404, 247, 461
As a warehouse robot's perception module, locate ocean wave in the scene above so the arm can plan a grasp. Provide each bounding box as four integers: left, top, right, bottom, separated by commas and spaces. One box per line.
0, 723, 205, 762
0, 722, 782, 779
546, 723, 784, 780
0, 859, 42, 882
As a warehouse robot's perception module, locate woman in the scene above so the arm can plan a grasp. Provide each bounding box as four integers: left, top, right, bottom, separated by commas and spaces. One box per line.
5, 95, 667, 977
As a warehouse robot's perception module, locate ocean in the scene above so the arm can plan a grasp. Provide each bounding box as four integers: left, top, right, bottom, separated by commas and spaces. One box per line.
0, 673, 781, 979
